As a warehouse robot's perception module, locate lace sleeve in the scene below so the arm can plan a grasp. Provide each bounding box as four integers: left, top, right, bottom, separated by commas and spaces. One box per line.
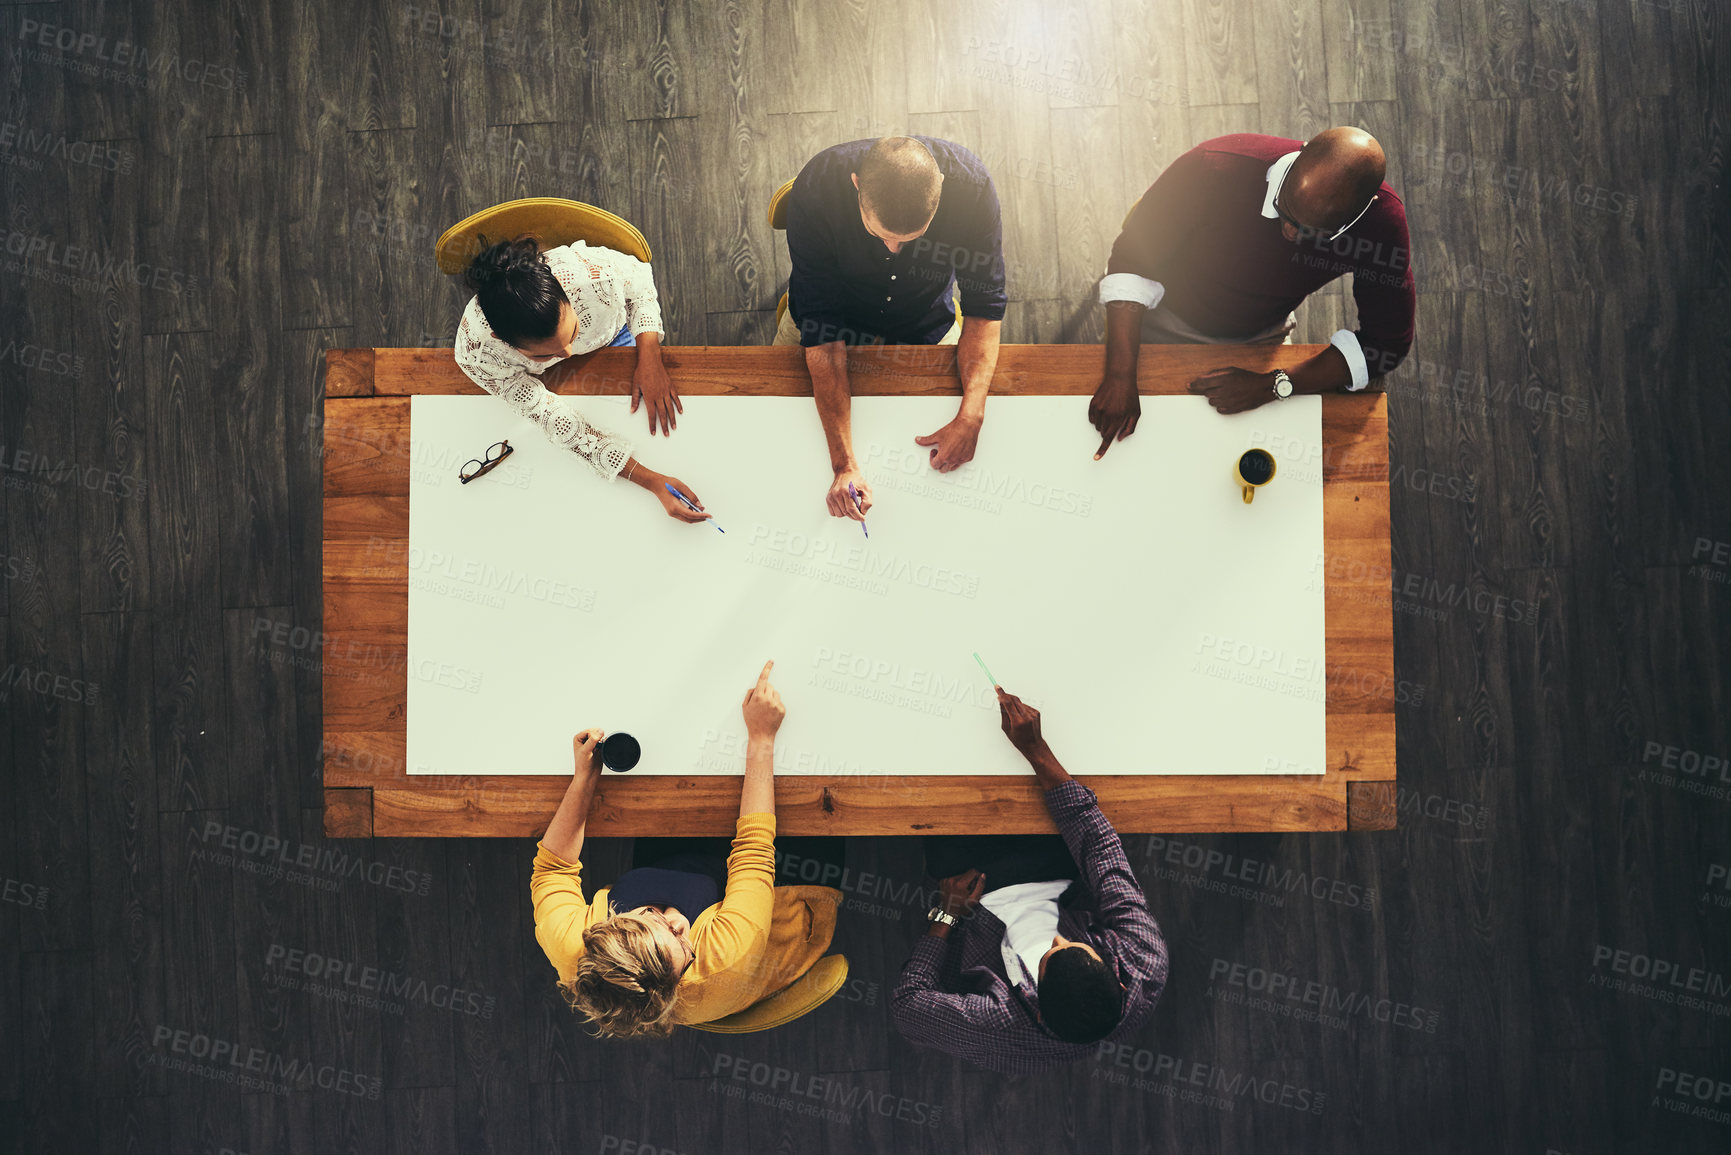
453, 307, 635, 480
595, 247, 665, 338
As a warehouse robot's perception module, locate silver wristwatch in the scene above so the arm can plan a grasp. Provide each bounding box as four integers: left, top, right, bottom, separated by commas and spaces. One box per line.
926, 907, 958, 927
1271, 370, 1294, 400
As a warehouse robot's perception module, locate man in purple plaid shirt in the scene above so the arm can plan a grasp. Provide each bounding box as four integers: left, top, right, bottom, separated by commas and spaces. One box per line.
891, 687, 1169, 1073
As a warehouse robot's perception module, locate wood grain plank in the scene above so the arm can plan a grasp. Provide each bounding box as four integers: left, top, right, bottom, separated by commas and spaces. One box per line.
70, 157, 149, 614
5, 379, 91, 953
629, 117, 707, 345
1255, 0, 1333, 138
362, 342, 1364, 396
323, 787, 374, 838
80, 610, 166, 1094
1347, 779, 1397, 829
209, 133, 294, 607
1179, 0, 1260, 107
370, 776, 1348, 836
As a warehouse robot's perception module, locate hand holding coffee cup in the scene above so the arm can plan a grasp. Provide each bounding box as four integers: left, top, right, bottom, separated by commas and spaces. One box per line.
1234, 448, 1277, 504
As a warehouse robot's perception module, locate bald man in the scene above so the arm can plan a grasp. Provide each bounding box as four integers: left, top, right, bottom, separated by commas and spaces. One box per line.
777, 136, 1007, 517
1089, 128, 1415, 455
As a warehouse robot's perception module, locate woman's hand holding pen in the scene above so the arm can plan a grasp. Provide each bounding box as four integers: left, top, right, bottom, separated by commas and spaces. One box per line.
621, 456, 713, 524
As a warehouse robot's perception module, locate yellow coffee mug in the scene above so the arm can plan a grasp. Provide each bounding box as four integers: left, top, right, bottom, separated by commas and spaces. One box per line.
1234, 448, 1277, 503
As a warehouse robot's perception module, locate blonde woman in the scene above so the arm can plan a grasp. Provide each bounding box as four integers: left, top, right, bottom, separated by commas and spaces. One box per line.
529, 660, 843, 1037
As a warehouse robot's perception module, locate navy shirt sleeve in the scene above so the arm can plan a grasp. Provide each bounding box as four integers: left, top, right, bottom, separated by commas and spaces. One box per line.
784, 158, 857, 348
950, 167, 1007, 320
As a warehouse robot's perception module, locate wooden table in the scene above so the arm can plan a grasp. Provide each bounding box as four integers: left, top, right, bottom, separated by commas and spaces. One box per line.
321, 345, 1394, 838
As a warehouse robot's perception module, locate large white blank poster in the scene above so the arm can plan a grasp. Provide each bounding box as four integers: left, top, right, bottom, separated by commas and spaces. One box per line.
406, 393, 1325, 777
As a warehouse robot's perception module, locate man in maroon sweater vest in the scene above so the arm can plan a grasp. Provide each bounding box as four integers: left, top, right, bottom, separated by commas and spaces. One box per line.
1089, 128, 1415, 458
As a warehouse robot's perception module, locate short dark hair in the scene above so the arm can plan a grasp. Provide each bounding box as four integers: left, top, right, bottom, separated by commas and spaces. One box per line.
462, 235, 569, 348
1037, 946, 1123, 1044
855, 137, 943, 235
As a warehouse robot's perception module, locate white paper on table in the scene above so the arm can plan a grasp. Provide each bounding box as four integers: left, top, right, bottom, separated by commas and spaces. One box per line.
405, 392, 1327, 777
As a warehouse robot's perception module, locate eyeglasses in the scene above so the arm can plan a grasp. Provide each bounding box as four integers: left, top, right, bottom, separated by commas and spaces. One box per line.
1273, 162, 1378, 243
459, 439, 513, 484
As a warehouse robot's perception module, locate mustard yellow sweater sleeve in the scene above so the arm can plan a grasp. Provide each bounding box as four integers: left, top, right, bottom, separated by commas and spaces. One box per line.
681, 813, 776, 990
530, 841, 602, 984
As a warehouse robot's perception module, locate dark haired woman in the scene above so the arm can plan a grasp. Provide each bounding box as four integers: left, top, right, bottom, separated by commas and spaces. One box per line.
454, 237, 709, 523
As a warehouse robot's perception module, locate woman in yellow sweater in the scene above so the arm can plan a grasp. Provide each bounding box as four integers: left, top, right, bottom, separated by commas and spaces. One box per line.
530, 660, 842, 1037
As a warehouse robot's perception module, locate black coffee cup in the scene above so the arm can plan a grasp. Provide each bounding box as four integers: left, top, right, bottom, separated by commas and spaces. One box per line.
1234, 448, 1277, 503
601, 732, 642, 772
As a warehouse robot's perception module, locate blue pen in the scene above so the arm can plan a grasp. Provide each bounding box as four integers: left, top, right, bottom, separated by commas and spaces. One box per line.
665, 483, 724, 533
848, 482, 869, 538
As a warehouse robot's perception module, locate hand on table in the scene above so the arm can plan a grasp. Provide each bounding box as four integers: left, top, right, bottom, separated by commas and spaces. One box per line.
1189, 367, 1277, 415
1089, 372, 1141, 459
655, 474, 714, 524
827, 470, 873, 521
631, 344, 683, 435
572, 727, 606, 780
914, 412, 983, 472
936, 869, 987, 919
741, 659, 785, 741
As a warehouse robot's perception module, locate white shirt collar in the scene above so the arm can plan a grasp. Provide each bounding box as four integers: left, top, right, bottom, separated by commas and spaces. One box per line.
1262, 151, 1301, 219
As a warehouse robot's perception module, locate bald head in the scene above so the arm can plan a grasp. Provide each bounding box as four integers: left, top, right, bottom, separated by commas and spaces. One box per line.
855, 137, 944, 235
1282, 127, 1386, 234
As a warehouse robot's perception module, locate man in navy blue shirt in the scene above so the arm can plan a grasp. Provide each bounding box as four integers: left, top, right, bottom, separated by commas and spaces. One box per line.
775, 137, 1008, 520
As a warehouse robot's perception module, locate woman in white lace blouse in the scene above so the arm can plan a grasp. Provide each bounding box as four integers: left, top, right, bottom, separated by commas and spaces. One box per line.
454, 237, 711, 524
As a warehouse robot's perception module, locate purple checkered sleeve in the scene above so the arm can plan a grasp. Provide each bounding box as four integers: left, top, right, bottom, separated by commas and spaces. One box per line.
891, 780, 1168, 1073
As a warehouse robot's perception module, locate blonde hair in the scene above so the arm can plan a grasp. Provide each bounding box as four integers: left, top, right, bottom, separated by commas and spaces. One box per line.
562, 911, 683, 1039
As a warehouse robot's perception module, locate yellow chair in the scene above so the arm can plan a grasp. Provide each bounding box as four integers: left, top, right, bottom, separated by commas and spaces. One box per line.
768, 178, 797, 328
687, 954, 849, 1034
433, 197, 653, 276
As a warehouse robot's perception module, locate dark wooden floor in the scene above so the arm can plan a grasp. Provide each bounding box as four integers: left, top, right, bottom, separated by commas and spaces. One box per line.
2, 0, 1727, 1151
